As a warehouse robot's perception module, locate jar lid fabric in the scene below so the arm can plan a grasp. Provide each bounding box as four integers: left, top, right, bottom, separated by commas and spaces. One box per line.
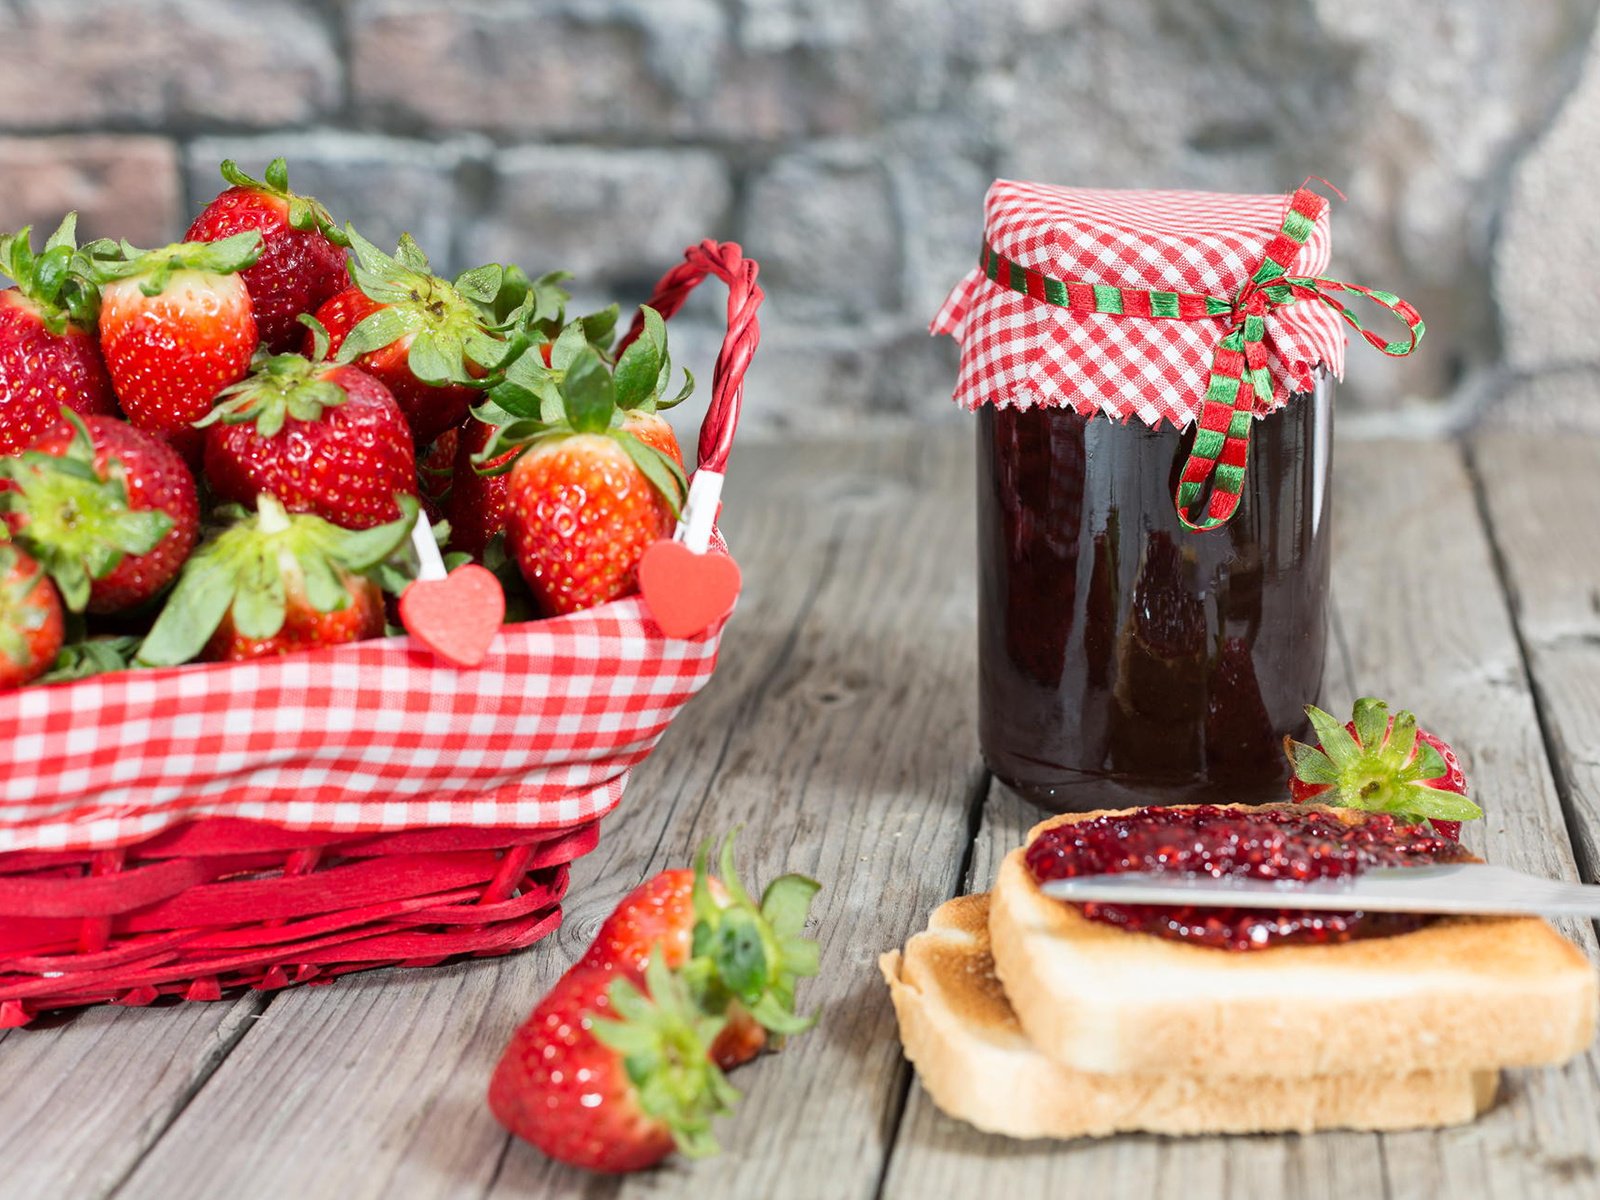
932, 180, 1349, 428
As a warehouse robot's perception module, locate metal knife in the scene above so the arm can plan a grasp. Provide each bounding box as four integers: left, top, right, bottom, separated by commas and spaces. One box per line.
1038, 863, 1600, 918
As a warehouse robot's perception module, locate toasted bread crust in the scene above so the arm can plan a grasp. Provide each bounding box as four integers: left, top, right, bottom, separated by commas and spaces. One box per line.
990, 808, 1598, 1078
882, 895, 1499, 1138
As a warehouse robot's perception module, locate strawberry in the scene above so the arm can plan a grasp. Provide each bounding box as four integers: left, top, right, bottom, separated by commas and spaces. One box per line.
0, 215, 117, 455
1284, 697, 1482, 838
138, 494, 417, 666
0, 413, 198, 612
93, 233, 262, 458
445, 415, 510, 558
0, 543, 65, 689
198, 322, 417, 530
489, 953, 738, 1174
579, 835, 822, 1070
186, 158, 350, 353
416, 425, 458, 525
311, 230, 515, 447
481, 310, 691, 615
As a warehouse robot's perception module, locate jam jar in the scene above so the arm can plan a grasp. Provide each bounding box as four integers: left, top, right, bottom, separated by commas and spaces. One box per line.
934, 178, 1420, 814
976, 375, 1332, 810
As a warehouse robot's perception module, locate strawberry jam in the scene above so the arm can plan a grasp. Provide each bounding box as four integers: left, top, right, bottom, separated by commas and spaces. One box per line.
1024, 805, 1472, 950
977, 378, 1333, 812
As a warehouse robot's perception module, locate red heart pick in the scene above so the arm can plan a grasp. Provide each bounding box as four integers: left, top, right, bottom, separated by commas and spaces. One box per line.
638, 540, 742, 639
399, 564, 506, 667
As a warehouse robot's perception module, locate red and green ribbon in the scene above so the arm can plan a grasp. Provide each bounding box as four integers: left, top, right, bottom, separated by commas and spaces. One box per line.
980, 187, 1424, 530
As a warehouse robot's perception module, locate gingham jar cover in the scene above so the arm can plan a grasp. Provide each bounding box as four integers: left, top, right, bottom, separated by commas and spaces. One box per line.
931, 180, 1350, 429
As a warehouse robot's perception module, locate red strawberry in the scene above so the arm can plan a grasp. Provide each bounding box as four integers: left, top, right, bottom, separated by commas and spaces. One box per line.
186, 158, 350, 353
0, 216, 117, 455
417, 425, 458, 525
446, 416, 511, 557
578, 836, 821, 1070
1284, 697, 1482, 838
94, 233, 262, 458
0, 414, 198, 613
0, 543, 64, 689
198, 325, 417, 530
489, 954, 737, 1174
138, 494, 416, 667
311, 230, 512, 447
485, 313, 691, 616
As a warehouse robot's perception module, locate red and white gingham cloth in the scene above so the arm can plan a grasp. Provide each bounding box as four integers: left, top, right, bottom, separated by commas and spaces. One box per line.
932, 180, 1349, 428
0, 595, 722, 854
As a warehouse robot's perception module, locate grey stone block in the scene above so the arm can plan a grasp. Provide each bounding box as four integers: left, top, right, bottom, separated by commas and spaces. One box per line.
743, 144, 899, 322
461, 146, 732, 286
0, 0, 339, 130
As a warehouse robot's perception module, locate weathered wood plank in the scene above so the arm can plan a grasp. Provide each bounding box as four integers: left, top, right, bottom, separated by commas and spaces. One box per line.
105, 431, 981, 1199
0, 995, 264, 1200
882, 439, 1600, 1199
1469, 435, 1600, 877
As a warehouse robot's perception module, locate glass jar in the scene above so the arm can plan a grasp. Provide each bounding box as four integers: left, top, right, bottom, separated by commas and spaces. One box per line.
976, 376, 1333, 812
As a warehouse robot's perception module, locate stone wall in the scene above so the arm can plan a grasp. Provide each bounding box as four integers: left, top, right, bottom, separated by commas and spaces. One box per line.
1, 0, 1596, 436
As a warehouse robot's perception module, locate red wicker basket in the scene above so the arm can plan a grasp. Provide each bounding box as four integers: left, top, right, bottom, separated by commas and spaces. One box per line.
0, 241, 762, 1027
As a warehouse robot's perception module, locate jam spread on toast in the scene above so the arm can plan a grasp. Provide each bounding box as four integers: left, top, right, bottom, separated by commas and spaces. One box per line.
1024, 805, 1472, 950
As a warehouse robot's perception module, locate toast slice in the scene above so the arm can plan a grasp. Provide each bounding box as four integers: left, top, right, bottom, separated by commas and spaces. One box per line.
989, 808, 1598, 1078
881, 894, 1499, 1137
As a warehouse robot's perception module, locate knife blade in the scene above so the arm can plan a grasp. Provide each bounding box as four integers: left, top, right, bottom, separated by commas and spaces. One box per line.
1037, 862, 1600, 918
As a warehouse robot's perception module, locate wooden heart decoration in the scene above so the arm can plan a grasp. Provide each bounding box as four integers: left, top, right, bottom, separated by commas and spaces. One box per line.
399, 563, 506, 667
638, 540, 742, 639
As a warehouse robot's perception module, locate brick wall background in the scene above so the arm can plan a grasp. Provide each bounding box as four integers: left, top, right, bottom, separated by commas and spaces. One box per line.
3, 0, 1600, 437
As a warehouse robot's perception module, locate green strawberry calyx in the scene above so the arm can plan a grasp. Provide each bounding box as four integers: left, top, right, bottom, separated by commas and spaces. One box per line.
682, 831, 822, 1039
473, 307, 692, 514
0, 544, 56, 668
1284, 697, 1484, 827
0, 213, 104, 333
219, 157, 350, 248
336, 225, 517, 385
196, 319, 348, 438
137, 493, 418, 667
0, 412, 173, 612
589, 948, 741, 1160
88, 231, 262, 298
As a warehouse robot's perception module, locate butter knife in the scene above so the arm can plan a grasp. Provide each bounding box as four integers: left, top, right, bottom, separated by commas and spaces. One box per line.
1038, 863, 1600, 918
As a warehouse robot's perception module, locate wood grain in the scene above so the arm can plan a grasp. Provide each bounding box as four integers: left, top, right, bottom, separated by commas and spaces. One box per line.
0, 995, 264, 1200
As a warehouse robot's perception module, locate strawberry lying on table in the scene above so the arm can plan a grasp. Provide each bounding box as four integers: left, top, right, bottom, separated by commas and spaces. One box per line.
489, 836, 821, 1173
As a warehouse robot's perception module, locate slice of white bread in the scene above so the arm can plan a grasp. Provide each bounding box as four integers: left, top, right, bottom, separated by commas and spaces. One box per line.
989, 807, 1599, 1078
881, 894, 1499, 1137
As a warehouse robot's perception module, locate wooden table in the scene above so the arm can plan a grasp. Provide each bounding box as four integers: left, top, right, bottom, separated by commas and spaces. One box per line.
4, 429, 1599, 1199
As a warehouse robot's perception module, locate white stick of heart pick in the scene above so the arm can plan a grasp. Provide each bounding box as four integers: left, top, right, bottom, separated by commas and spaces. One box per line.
674, 470, 723, 555
410, 512, 449, 583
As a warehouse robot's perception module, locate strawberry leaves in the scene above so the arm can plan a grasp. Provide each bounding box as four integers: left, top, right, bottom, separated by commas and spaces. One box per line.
196, 346, 349, 439
138, 494, 419, 667
0, 213, 105, 332
1285, 697, 1485, 828
684, 833, 822, 1041
88, 232, 263, 298
218, 157, 350, 248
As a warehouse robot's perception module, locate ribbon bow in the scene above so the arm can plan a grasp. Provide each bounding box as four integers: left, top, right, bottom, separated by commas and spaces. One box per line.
979, 186, 1424, 530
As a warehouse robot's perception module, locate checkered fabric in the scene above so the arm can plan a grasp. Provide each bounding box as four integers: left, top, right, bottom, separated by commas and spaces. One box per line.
0, 594, 723, 854
931, 180, 1349, 428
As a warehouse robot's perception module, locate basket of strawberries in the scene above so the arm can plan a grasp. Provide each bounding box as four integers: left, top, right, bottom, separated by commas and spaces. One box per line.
0, 158, 760, 1027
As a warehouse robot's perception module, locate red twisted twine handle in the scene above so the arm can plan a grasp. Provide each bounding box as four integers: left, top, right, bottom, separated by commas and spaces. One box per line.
616, 241, 762, 477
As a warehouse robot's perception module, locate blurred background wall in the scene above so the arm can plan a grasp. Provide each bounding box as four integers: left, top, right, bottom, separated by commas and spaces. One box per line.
2, 0, 1598, 437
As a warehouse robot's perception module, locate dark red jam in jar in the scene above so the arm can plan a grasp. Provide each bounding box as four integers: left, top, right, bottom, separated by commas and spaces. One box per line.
977, 377, 1333, 810
1024, 805, 1473, 951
